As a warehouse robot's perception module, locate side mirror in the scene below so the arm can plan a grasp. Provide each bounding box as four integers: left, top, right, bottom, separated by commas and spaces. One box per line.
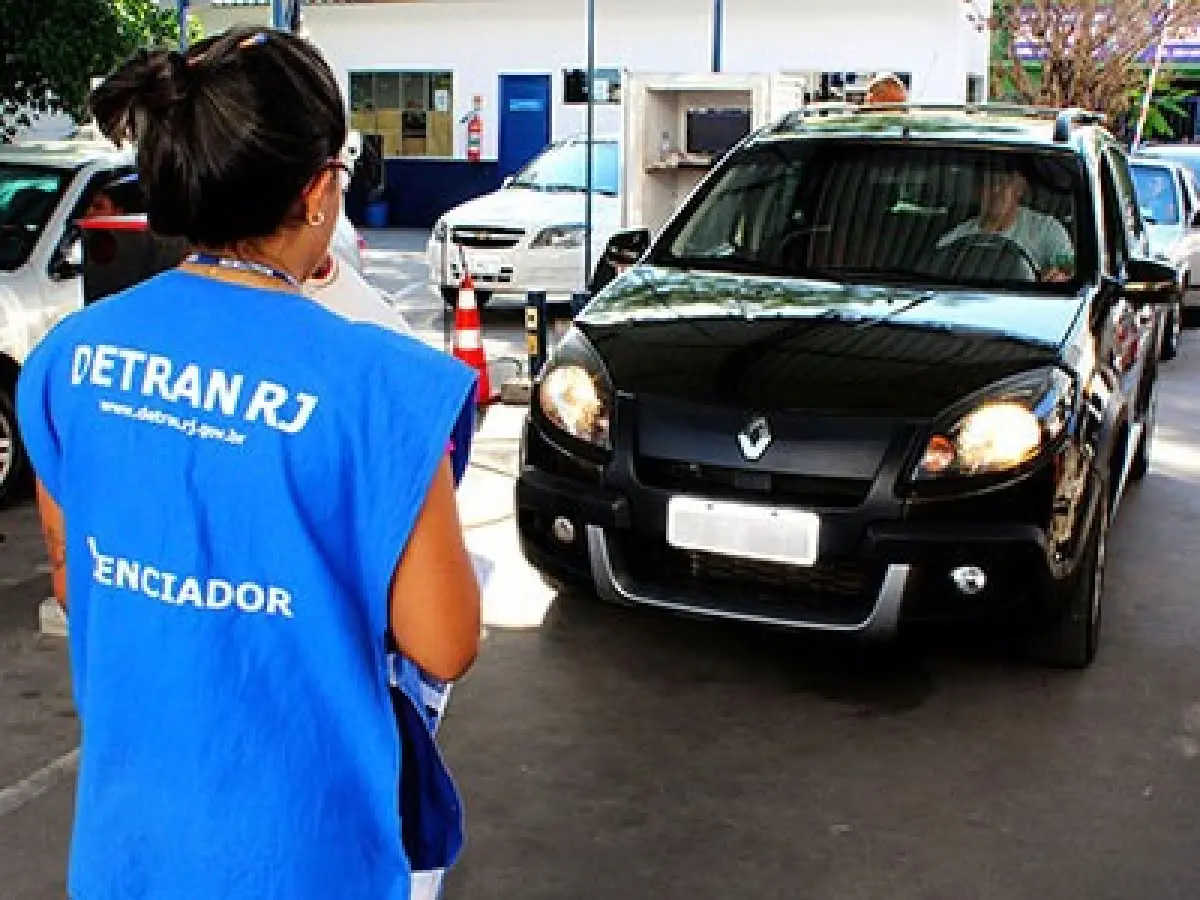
50, 235, 84, 280
1125, 256, 1180, 305
588, 228, 651, 294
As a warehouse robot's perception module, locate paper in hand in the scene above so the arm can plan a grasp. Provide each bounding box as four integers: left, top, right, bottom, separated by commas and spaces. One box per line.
470, 552, 496, 593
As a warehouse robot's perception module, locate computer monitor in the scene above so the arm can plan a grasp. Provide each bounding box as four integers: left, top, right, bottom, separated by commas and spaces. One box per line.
685, 108, 753, 159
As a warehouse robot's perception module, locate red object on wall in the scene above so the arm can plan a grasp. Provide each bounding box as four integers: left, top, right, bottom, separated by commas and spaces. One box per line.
466, 114, 482, 163
465, 93, 484, 163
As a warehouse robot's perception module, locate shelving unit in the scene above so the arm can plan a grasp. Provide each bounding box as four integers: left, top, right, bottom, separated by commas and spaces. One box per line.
621, 72, 774, 235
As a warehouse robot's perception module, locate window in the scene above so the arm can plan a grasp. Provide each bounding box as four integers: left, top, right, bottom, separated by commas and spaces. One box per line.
1105, 144, 1145, 248
0, 163, 71, 271
813, 71, 911, 102
1099, 156, 1127, 274
349, 70, 454, 158
1130, 163, 1180, 226
509, 139, 620, 195
655, 141, 1092, 292
563, 68, 621, 105
967, 74, 985, 104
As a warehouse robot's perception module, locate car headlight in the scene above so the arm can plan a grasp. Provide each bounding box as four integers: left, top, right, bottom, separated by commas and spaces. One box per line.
432, 219, 448, 242
912, 366, 1075, 481
531, 224, 586, 249
536, 328, 612, 451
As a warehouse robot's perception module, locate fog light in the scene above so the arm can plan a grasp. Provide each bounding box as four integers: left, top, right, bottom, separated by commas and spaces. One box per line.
950, 566, 987, 596
551, 516, 576, 544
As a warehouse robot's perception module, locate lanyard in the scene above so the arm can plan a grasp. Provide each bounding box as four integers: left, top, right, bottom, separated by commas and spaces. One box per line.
184, 252, 301, 289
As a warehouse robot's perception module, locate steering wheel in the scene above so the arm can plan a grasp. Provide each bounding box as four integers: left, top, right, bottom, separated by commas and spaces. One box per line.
938, 232, 1040, 282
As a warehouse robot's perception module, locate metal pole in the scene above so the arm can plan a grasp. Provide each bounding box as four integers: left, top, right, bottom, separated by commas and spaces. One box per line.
712, 0, 724, 73
584, 0, 596, 296
1134, 0, 1175, 148
526, 291, 549, 377
177, 0, 189, 51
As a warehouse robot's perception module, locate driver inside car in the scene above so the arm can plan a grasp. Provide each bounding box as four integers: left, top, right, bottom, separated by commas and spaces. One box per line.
936, 162, 1074, 282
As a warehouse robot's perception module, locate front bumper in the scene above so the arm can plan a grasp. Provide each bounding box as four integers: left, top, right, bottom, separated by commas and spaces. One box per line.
427, 238, 587, 298
516, 420, 1092, 638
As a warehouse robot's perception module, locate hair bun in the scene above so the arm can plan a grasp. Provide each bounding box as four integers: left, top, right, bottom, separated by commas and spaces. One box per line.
88, 48, 192, 145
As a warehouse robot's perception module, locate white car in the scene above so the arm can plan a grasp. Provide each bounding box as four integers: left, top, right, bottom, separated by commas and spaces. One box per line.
427, 134, 621, 306
0, 138, 365, 504
1129, 156, 1200, 360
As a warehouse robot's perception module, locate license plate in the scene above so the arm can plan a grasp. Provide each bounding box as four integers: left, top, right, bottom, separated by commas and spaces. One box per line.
469, 253, 503, 276
666, 497, 819, 567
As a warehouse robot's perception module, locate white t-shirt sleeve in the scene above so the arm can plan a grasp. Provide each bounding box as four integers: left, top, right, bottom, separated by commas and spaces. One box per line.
303, 257, 415, 336
1024, 210, 1074, 270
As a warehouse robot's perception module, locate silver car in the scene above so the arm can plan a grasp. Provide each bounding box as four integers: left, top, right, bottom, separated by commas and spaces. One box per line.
1129, 156, 1200, 359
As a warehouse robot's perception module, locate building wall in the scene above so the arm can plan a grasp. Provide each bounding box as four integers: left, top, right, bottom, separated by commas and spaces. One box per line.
200, 0, 989, 160
197, 0, 991, 226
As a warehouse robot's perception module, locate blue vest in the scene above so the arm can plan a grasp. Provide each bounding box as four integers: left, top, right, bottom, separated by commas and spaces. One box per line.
16, 271, 477, 899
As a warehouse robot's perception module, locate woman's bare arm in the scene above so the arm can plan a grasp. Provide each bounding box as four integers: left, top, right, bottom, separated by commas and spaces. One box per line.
388, 458, 482, 682
35, 481, 67, 611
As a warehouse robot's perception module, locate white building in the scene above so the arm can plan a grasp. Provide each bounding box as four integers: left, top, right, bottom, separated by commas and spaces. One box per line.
199, 0, 992, 226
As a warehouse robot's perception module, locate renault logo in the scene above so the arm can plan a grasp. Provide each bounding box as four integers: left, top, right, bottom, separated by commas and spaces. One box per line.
738, 415, 773, 461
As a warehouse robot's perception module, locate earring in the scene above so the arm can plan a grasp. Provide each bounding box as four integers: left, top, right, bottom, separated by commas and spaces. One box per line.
308, 210, 326, 227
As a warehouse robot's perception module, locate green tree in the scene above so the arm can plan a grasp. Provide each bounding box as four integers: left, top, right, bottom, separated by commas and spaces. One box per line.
0, 0, 203, 140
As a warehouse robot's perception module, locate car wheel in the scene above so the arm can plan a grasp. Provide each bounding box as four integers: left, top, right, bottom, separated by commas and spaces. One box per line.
1161, 297, 1182, 361
1027, 488, 1108, 669
0, 387, 30, 507
1130, 384, 1157, 483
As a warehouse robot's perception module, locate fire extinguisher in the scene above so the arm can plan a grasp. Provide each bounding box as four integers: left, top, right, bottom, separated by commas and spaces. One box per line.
464, 94, 483, 163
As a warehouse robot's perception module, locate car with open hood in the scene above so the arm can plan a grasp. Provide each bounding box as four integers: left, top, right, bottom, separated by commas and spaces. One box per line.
517, 103, 1179, 669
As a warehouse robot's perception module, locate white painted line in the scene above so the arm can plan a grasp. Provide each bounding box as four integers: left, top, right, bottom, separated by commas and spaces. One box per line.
0, 746, 79, 819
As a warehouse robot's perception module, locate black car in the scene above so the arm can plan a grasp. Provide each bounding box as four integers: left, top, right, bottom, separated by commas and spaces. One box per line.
517, 105, 1180, 669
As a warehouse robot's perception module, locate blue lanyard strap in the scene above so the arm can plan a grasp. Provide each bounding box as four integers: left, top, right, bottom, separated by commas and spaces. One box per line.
184, 252, 301, 288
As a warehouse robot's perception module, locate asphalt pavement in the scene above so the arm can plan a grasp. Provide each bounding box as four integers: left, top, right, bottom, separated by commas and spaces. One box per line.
1, 235, 1198, 898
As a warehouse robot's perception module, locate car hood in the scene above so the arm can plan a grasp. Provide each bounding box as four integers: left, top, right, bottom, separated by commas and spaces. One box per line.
441, 187, 620, 230
578, 267, 1080, 419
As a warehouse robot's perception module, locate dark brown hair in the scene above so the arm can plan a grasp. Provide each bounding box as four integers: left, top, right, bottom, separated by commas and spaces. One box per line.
88, 26, 347, 247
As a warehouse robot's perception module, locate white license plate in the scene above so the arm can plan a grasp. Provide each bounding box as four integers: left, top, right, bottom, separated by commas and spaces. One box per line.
666, 497, 819, 567
469, 253, 503, 276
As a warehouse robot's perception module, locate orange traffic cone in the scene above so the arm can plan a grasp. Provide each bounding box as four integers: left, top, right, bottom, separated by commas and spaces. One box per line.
453, 270, 496, 407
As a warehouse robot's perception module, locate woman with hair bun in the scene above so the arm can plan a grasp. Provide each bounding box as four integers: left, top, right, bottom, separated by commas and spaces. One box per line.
16, 25, 481, 900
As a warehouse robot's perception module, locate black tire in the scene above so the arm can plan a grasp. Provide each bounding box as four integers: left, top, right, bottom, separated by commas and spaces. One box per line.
0, 387, 30, 507
1027, 489, 1108, 669
1130, 382, 1157, 483
1161, 297, 1182, 361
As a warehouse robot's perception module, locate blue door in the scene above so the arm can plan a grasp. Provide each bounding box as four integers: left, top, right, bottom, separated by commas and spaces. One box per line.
499, 74, 551, 178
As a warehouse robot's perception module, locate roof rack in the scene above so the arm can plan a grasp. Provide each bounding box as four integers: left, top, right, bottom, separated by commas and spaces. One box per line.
772, 102, 1106, 138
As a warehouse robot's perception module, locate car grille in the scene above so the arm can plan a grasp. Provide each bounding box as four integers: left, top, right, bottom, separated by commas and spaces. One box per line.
615, 533, 885, 626
635, 456, 873, 509
451, 226, 524, 249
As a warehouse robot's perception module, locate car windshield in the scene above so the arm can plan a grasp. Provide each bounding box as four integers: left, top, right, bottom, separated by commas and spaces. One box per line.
1139, 148, 1200, 186
653, 139, 1093, 292
509, 140, 619, 195
0, 163, 71, 271
1131, 163, 1179, 225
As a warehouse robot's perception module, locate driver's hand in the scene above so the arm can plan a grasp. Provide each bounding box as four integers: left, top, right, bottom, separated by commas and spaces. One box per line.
1041, 268, 1070, 283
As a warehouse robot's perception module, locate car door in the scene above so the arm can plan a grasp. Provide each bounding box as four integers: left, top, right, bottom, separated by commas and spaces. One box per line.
1098, 144, 1147, 384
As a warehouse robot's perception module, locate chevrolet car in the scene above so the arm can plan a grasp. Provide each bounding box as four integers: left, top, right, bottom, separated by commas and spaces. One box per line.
428, 133, 621, 307
516, 104, 1179, 669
